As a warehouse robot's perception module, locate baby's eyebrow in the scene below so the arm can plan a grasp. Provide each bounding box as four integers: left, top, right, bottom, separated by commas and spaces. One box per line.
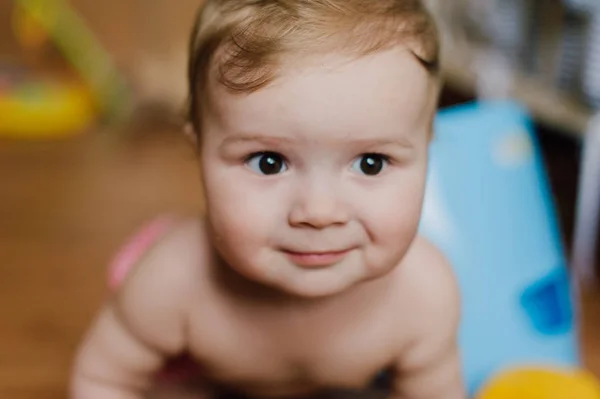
220, 134, 292, 147
219, 135, 414, 150
352, 138, 414, 150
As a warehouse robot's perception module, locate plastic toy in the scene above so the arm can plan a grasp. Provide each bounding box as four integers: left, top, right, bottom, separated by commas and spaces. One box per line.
0, 63, 95, 139
0, 0, 131, 139
476, 366, 600, 399
13, 0, 131, 120
419, 100, 580, 395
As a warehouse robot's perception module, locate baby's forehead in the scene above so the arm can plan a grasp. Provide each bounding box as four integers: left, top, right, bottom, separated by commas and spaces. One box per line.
208, 48, 437, 109
205, 48, 437, 139
209, 44, 435, 88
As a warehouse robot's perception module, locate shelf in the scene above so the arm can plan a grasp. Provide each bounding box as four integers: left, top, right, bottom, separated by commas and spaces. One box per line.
441, 45, 594, 139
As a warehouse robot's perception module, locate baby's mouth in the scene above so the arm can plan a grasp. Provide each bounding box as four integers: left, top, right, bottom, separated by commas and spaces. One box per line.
282, 248, 353, 268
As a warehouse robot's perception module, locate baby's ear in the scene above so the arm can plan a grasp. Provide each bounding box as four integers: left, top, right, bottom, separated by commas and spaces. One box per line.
183, 123, 198, 145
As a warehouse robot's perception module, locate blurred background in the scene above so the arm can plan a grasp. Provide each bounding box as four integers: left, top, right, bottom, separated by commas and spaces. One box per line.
1, 0, 600, 398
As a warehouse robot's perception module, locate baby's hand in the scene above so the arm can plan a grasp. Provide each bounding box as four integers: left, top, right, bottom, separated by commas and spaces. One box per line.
70, 301, 174, 399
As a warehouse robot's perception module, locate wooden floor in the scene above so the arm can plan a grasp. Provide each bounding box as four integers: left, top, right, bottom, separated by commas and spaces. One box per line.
0, 117, 203, 398
2, 115, 600, 398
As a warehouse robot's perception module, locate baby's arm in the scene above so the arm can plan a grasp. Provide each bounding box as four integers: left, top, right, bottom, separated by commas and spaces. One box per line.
391, 239, 466, 399
70, 223, 196, 399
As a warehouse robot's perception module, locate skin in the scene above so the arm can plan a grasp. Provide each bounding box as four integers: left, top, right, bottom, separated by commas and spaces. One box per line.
70, 47, 466, 399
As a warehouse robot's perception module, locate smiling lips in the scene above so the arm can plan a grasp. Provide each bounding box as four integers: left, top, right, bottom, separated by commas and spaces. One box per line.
283, 248, 353, 268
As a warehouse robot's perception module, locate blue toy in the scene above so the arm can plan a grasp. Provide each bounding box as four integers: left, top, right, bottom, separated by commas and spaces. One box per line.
419, 101, 580, 396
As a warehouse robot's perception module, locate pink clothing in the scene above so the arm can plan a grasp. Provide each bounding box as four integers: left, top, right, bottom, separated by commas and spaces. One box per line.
108, 216, 175, 290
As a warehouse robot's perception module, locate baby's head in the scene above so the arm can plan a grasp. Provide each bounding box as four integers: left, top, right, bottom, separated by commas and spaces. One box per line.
188, 0, 441, 298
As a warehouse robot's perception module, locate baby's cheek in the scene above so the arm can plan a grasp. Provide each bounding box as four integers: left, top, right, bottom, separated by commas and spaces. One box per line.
210, 199, 263, 244
365, 190, 423, 258
207, 183, 283, 255
206, 176, 260, 222
207, 208, 266, 279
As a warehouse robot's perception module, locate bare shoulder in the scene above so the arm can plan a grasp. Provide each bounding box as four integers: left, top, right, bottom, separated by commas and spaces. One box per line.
390, 238, 467, 399
112, 215, 211, 354
117, 216, 209, 295
394, 235, 461, 346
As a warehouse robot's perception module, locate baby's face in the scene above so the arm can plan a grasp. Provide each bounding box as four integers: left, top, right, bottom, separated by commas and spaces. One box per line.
200, 47, 438, 298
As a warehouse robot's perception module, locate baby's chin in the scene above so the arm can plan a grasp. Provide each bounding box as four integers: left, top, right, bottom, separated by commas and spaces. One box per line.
261, 264, 379, 299
271, 278, 353, 299
224, 250, 399, 299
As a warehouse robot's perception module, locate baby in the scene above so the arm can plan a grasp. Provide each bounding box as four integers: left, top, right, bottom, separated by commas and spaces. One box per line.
70, 1, 466, 398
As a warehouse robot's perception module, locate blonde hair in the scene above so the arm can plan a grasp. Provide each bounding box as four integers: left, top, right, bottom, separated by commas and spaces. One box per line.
187, 0, 440, 132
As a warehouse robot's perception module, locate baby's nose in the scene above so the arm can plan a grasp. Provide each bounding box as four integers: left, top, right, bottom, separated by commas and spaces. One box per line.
288, 183, 349, 229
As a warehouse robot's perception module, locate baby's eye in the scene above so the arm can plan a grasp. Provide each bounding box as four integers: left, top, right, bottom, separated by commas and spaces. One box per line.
351, 154, 388, 176
246, 152, 288, 175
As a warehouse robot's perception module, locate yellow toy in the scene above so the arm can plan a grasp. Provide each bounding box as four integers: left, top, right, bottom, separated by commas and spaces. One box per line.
0, 0, 130, 139
477, 366, 600, 399
0, 74, 95, 140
